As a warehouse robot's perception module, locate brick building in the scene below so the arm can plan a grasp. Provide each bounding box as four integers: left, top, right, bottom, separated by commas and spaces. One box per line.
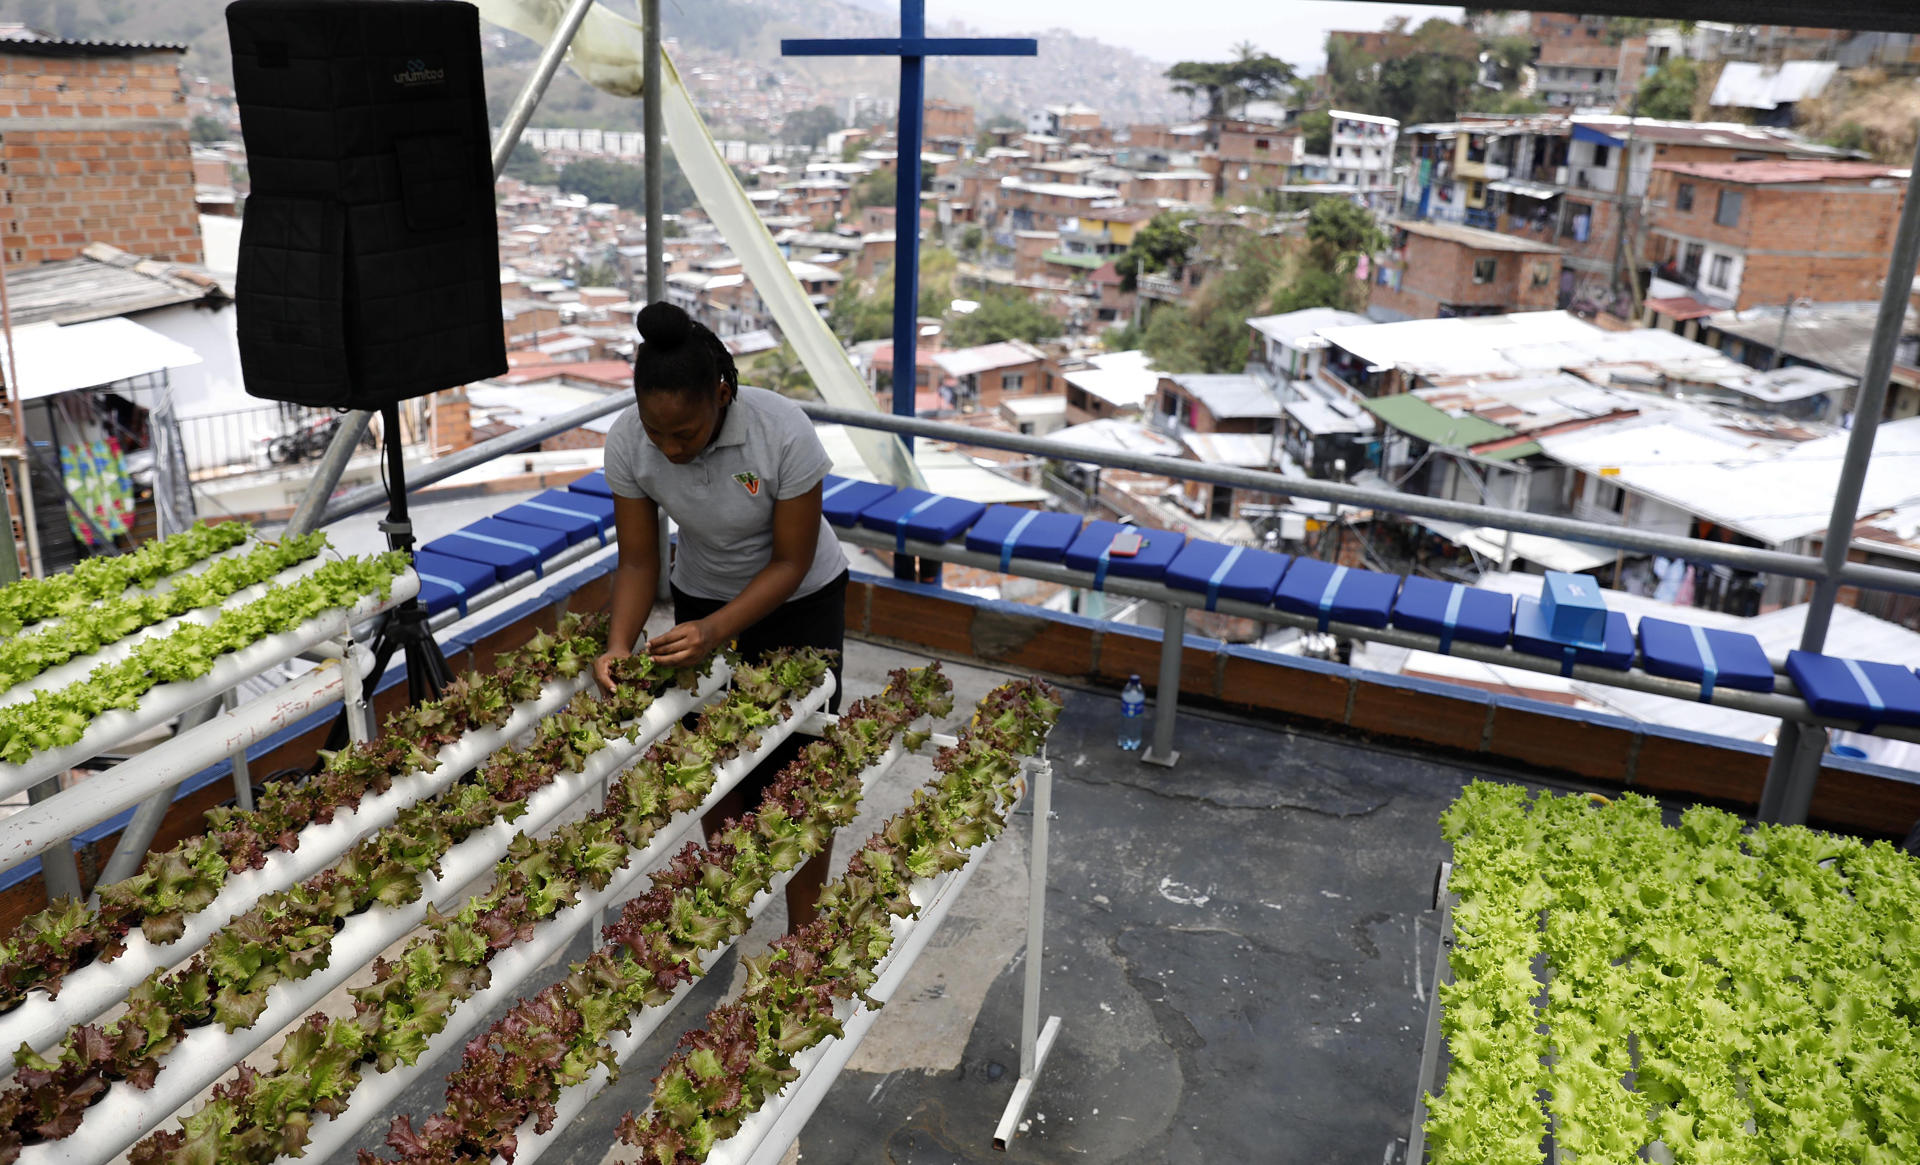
1643, 161, 1907, 313
0, 28, 199, 267
934, 341, 1048, 412
1216, 122, 1298, 203
923, 99, 975, 150
1371, 221, 1563, 321
1529, 13, 1650, 109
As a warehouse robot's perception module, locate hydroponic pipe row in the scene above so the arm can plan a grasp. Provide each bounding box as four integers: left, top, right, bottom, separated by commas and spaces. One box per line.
0, 621, 673, 1076
122, 653, 867, 1165
0, 522, 252, 639
0, 553, 416, 790
1, 649, 754, 1165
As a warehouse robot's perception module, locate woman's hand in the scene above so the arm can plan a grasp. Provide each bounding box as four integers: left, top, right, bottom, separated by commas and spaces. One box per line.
648, 618, 723, 667
593, 648, 631, 694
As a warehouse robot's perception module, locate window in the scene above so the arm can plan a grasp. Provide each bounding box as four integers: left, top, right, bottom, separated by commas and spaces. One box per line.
1473, 257, 1498, 284
1209, 485, 1235, 521
1593, 69, 1605, 83
1715, 189, 1743, 227
1707, 254, 1734, 288
1002, 372, 1025, 395
1682, 242, 1704, 281
1255, 138, 1270, 151
1470, 179, 1485, 199
1592, 144, 1610, 168
1676, 182, 1695, 212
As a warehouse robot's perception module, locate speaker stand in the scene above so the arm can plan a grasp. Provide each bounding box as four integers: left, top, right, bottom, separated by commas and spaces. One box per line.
321, 403, 451, 754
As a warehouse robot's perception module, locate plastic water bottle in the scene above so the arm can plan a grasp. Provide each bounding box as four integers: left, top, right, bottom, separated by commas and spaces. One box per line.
1118, 675, 1146, 750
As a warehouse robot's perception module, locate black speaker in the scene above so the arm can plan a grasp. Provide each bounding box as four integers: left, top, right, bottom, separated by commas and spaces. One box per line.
228, 0, 507, 410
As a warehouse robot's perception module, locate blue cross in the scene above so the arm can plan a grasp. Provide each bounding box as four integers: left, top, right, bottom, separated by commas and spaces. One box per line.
785, 4, 1035, 446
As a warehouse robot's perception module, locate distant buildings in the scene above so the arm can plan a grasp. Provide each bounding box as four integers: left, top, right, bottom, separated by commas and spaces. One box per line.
1370, 221, 1563, 321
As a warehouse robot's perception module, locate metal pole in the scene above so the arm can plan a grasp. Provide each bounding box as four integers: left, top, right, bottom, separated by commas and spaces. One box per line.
26, 779, 82, 902
994, 756, 1061, 1150
643, 0, 665, 305
1143, 601, 1184, 767
0, 251, 45, 577
891, 1, 927, 448
1757, 129, 1920, 825
286, 0, 598, 540
642, 0, 670, 603
797, 401, 1920, 597
491, 0, 600, 179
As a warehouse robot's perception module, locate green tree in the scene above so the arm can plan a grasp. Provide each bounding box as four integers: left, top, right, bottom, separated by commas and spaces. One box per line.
958, 225, 985, 258
1324, 18, 1484, 126
574, 260, 619, 288
1296, 109, 1332, 156
828, 280, 895, 343
190, 114, 227, 144
502, 138, 556, 184
1166, 43, 1297, 120
558, 154, 696, 215
1141, 235, 1287, 373
1635, 58, 1699, 120
779, 104, 842, 149
852, 168, 895, 211
1270, 198, 1388, 315
755, 343, 817, 399
948, 289, 1063, 347
1114, 212, 1195, 292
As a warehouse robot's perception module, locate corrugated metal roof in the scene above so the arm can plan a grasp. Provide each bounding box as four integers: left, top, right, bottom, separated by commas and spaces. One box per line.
1361, 392, 1517, 449
3, 243, 226, 326
0, 24, 187, 53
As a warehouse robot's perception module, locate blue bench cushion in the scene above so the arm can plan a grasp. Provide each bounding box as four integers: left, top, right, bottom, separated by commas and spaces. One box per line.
856, 488, 987, 549
1512, 597, 1633, 672
820, 475, 899, 528
1062, 521, 1185, 585
496, 500, 602, 547
425, 517, 565, 580
1786, 650, 1920, 728
1391, 577, 1512, 651
1273, 559, 1399, 630
964, 505, 1083, 569
569, 469, 615, 498
1637, 617, 1774, 697
412, 550, 495, 617
1163, 541, 1290, 609
527, 489, 615, 535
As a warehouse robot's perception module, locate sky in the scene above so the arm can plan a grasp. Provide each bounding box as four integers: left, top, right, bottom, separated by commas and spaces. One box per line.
923, 1, 1467, 70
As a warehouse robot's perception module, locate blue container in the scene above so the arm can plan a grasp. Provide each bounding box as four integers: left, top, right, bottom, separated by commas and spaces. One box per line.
1061, 521, 1185, 586
964, 505, 1084, 570
1162, 541, 1290, 610
496, 499, 602, 547
1390, 577, 1512, 653
855, 488, 987, 550
1273, 559, 1399, 630
1786, 650, 1920, 728
569, 468, 615, 498
424, 517, 565, 581
1636, 617, 1774, 700
1512, 597, 1633, 673
1539, 570, 1610, 650
525, 489, 615, 537
819, 474, 898, 528
411, 550, 496, 617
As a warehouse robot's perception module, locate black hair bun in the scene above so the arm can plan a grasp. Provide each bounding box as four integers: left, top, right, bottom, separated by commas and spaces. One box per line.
635, 301, 693, 349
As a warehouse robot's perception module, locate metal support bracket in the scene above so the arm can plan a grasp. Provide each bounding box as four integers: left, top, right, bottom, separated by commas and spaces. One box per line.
1140, 601, 1183, 768
993, 753, 1062, 1149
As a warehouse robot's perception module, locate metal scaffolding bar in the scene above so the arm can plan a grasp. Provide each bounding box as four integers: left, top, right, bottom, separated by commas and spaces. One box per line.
798, 403, 1920, 598
1757, 133, 1920, 826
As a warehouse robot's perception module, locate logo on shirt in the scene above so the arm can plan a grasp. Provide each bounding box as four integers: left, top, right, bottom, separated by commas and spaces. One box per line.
732, 470, 762, 497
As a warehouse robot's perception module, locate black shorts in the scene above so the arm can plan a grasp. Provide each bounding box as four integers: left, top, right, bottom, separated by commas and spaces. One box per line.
672, 570, 849, 810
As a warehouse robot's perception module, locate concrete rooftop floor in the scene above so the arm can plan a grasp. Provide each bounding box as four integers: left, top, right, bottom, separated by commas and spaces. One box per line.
323, 634, 1573, 1165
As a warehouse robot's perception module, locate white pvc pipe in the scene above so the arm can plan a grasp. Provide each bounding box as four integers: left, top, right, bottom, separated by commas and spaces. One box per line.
297, 678, 856, 1165
508, 763, 1023, 1165
0, 571, 418, 799
12, 540, 256, 643
708, 776, 1017, 1165
0, 552, 333, 710
0, 659, 685, 1081
19, 667, 800, 1165
0, 651, 375, 877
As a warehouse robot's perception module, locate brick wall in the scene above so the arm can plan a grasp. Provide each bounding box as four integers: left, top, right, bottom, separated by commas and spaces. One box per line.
0, 49, 200, 265
1374, 234, 1563, 319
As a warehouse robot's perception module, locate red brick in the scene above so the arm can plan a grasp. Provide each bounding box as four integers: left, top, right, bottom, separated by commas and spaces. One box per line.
968, 605, 1097, 678
1093, 627, 1220, 697
1217, 649, 1351, 724
1807, 765, 1920, 839
1631, 731, 1767, 807
1350, 677, 1490, 753
864, 582, 976, 655
1487, 701, 1636, 783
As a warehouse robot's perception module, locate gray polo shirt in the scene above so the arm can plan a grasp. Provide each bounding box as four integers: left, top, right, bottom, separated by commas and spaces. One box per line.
603, 386, 848, 601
